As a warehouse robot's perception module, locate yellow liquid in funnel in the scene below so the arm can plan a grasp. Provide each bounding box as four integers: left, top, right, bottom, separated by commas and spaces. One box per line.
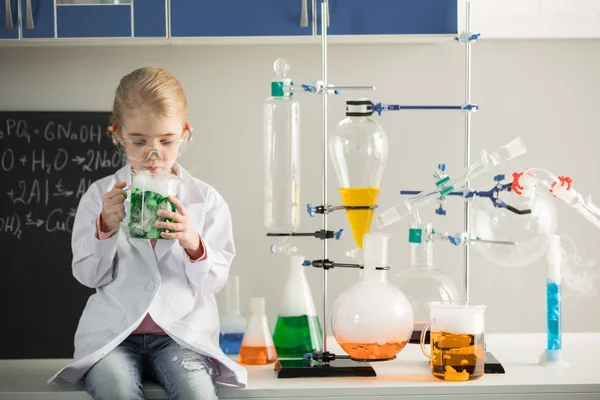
339, 188, 380, 249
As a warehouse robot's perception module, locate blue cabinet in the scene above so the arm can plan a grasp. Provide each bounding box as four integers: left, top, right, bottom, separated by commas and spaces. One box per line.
319, 0, 458, 36
0, 0, 19, 39
21, 0, 55, 39
170, 0, 313, 37
2, 0, 458, 42
55, 0, 166, 39
56, 3, 132, 38
134, 0, 167, 38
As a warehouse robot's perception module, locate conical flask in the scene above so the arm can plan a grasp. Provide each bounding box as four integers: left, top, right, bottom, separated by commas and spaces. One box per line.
219, 276, 248, 354
238, 297, 278, 365
332, 233, 414, 361
329, 99, 388, 250
272, 255, 323, 358
393, 223, 460, 343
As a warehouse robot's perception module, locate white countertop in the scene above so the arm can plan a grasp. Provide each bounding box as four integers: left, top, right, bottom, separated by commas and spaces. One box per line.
1, 333, 599, 399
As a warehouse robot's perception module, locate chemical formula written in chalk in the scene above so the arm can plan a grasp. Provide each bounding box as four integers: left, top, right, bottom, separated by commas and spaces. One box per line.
0, 112, 125, 241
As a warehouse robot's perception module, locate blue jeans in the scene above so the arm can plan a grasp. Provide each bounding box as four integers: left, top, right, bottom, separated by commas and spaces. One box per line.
85, 335, 219, 400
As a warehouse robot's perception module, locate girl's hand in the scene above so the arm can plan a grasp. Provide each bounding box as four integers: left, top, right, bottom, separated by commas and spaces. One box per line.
100, 181, 127, 232
156, 196, 203, 258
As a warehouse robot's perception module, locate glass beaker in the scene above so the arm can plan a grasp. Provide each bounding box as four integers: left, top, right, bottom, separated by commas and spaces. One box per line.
420, 302, 486, 382
128, 170, 183, 239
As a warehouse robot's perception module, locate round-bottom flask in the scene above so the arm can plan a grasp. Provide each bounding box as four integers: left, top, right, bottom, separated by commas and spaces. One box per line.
471, 188, 557, 268
332, 233, 414, 361
394, 224, 459, 343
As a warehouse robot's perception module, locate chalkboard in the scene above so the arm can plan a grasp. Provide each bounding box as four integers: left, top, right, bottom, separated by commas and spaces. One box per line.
0, 112, 125, 359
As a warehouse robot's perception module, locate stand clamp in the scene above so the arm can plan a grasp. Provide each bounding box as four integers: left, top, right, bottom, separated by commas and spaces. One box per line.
267, 230, 345, 240
307, 203, 377, 217
304, 259, 390, 271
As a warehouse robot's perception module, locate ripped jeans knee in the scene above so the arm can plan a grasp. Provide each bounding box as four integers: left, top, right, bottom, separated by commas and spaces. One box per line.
149, 337, 220, 400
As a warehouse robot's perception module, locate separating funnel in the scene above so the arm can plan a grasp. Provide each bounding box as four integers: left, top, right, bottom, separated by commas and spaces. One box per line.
329, 100, 388, 249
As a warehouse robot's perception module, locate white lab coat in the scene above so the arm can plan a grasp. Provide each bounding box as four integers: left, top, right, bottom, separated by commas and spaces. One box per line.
48, 164, 247, 388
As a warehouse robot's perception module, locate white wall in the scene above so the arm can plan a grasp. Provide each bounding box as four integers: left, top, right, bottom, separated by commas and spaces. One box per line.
1, 39, 599, 337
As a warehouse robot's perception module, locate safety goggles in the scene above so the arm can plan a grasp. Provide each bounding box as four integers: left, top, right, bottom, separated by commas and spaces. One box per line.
109, 122, 193, 162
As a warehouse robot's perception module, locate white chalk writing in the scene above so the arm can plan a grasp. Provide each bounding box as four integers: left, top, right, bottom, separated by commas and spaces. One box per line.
1, 114, 122, 241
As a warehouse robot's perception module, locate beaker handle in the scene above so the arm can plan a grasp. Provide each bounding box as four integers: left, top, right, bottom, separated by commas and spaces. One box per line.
419, 323, 432, 359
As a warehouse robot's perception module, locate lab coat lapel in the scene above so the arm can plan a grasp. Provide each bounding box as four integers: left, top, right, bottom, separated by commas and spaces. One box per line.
153, 231, 177, 261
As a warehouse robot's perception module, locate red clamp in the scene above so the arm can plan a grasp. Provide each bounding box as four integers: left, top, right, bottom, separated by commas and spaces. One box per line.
511, 172, 524, 195
550, 175, 572, 197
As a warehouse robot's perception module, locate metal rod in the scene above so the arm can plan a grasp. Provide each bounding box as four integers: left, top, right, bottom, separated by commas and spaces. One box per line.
330, 85, 376, 90
463, 0, 473, 304
312, 0, 317, 36
470, 239, 518, 246
401, 190, 464, 196
397, 106, 463, 110
320, 0, 329, 355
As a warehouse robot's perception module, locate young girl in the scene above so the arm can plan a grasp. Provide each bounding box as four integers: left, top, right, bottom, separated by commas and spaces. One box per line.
48, 67, 247, 399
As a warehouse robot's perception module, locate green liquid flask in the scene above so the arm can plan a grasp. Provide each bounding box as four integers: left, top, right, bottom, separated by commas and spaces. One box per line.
272, 255, 323, 358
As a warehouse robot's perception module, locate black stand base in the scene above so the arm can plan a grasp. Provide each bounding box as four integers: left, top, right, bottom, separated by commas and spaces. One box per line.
274, 347, 504, 378
484, 351, 505, 374
409, 335, 506, 375
275, 358, 376, 378
409, 329, 429, 344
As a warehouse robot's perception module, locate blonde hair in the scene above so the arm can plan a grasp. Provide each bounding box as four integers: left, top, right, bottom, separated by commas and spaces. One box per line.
110, 67, 188, 131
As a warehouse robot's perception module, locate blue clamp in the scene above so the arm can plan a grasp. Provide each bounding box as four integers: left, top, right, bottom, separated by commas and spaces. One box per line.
462, 103, 479, 112
438, 163, 447, 172
303, 353, 313, 360
469, 33, 481, 41
448, 235, 461, 246
494, 174, 506, 182
302, 260, 312, 267
307, 203, 316, 217
372, 102, 401, 116
335, 229, 345, 240
464, 189, 477, 199
455, 32, 481, 43
301, 84, 339, 95
435, 205, 447, 216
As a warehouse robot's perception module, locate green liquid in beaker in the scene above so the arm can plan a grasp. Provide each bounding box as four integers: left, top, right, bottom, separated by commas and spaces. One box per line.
129, 188, 176, 239
272, 315, 323, 358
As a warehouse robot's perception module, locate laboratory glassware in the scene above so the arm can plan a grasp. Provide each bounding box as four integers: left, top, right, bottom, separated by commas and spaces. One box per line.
331, 233, 413, 361
420, 302, 486, 381
272, 255, 323, 358
238, 297, 278, 365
